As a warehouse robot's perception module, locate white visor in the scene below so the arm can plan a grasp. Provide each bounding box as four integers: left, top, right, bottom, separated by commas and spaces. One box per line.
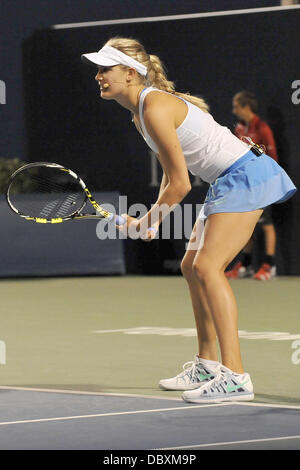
81, 45, 148, 77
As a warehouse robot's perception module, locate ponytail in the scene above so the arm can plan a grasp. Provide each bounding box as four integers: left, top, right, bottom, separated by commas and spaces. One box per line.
105, 37, 210, 113
148, 54, 209, 113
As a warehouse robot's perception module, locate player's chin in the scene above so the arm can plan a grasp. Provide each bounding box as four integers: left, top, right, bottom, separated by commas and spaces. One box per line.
99, 90, 113, 100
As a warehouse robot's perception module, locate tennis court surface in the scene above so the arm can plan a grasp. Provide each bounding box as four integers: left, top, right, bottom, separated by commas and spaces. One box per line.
0, 276, 299, 450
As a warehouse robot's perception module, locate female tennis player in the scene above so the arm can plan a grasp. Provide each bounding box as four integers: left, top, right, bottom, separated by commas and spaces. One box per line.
82, 37, 297, 403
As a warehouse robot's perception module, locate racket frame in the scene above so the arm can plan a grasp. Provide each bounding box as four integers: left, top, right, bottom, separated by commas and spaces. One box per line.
6, 162, 114, 224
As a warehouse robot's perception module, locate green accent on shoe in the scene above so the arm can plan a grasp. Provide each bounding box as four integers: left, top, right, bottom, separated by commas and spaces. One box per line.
226, 380, 249, 393
198, 373, 214, 381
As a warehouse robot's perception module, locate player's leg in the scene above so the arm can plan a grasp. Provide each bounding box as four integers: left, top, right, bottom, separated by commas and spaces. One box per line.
159, 217, 219, 391
182, 209, 263, 403
181, 218, 218, 361
191, 210, 263, 372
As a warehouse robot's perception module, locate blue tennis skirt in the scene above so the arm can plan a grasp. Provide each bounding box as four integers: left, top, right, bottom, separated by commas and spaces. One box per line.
199, 150, 297, 220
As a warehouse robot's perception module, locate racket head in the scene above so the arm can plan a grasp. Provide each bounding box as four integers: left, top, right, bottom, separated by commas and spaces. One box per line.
6, 162, 88, 223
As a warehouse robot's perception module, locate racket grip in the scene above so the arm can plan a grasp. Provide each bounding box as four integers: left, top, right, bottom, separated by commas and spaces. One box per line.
114, 214, 126, 226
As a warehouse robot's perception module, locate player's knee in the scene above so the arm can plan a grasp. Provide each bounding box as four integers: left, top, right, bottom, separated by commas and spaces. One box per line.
192, 257, 210, 282
181, 258, 194, 281
192, 255, 225, 281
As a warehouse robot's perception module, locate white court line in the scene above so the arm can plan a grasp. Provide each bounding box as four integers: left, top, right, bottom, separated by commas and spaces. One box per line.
0, 386, 299, 409
52, 5, 300, 29
234, 401, 300, 410
154, 435, 300, 450
0, 403, 233, 427
0, 385, 182, 402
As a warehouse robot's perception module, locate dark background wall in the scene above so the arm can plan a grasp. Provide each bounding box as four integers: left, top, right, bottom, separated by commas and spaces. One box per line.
1, 0, 281, 159
2, 1, 299, 276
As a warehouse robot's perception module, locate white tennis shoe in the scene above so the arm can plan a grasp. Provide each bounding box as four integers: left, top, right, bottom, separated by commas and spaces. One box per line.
159, 356, 218, 391
182, 365, 254, 403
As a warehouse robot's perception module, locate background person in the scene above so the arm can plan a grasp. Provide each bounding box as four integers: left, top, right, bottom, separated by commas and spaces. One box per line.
226, 91, 279, 280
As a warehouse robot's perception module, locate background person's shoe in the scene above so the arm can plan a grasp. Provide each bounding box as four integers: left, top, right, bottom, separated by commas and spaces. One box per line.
253, 263, 276, 280
225, 262, 253, 279
225, 261, 243, 279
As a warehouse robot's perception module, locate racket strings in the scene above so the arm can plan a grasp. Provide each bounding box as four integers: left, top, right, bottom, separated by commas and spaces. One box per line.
28, 174, 73, 193
8, 166, 86, 219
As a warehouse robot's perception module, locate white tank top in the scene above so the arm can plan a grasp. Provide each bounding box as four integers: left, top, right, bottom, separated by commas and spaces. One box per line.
138, 87, 250, 184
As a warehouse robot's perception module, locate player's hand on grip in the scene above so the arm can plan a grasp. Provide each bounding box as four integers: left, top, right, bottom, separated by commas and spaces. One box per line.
116, 214, 158, 241
141, 220, 159, 242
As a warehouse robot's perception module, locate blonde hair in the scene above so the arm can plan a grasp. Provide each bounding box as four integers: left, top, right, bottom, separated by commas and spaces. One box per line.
105, 37, 209, 113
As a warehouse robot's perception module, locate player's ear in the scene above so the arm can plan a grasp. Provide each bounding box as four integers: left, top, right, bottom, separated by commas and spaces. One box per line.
126, 67, 137, 82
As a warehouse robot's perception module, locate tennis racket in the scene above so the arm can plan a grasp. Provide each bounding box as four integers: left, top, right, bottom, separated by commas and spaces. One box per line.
6, 162, 126, 225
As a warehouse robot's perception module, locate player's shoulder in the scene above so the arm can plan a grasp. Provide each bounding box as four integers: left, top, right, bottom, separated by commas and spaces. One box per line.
143, 90, 173, 120
143, 89, 173, 108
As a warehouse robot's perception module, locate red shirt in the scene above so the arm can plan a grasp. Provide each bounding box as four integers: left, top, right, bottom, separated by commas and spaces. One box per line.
235, 114, 278, 162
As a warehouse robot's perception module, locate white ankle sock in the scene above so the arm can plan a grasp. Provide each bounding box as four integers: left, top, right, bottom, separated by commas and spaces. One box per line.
198, 357, 220, 368
221, 364, 247, 378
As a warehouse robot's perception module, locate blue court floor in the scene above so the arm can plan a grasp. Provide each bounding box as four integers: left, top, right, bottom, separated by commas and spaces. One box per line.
0, 387, 299, 450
